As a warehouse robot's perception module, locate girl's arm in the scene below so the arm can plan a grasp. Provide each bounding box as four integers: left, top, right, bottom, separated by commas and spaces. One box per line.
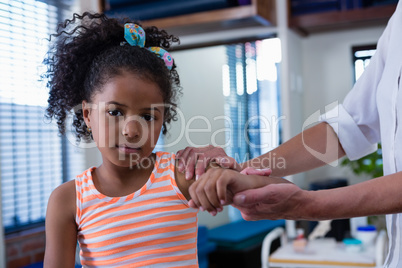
44, 180, 78, 268
175, 160, 197, 201
174, 160, 230, 201
187, 167, 291, 214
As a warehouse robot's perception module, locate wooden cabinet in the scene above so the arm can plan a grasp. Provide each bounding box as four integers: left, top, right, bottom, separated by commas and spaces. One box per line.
289, 2, 398, 36
141, 0, 276, 37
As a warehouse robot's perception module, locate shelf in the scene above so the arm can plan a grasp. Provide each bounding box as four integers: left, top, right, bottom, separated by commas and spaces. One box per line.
289, 3, 397, 36
141, 0, 276, 37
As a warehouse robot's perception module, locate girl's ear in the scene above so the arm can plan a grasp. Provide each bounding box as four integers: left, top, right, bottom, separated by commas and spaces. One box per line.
82, 100, 91, 127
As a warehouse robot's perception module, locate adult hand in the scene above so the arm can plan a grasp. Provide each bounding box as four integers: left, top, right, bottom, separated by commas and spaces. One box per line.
176, 145, 241, 180
232, 183, 309, 221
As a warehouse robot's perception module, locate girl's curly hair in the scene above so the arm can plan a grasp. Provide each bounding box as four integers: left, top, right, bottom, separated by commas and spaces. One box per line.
43, 12, 181, 142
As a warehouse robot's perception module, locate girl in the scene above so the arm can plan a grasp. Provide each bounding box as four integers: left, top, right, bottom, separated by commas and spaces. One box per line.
43, 12, 198, 268
43, 12, 281, 268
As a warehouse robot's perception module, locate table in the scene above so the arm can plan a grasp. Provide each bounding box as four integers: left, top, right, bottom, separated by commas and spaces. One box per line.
269, 238, 377, 268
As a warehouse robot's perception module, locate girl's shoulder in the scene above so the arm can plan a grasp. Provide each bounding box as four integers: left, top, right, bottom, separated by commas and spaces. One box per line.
47, 180, 76, 220
49, 180, 76, 205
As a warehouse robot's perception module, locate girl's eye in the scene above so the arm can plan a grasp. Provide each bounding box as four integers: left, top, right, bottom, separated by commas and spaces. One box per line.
108, 110, 123, 116
142, 114, 155, 122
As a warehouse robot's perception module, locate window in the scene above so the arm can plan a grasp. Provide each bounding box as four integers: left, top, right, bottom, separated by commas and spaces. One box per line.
222, 38, 282, 222
222, 38, 282, 163
0, 0, 84, 233
352, 44, 376, 81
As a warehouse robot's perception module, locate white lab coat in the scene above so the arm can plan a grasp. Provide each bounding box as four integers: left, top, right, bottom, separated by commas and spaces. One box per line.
321, 1, 402, 266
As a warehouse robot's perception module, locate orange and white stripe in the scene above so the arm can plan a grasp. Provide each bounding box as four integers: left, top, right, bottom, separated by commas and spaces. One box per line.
75, 152, 198, 268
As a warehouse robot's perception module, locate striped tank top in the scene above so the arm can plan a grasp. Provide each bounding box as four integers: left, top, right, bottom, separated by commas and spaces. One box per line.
75, 152, 199, 268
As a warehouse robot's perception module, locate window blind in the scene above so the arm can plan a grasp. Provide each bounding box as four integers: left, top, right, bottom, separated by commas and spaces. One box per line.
0, 0, 84, 233
223, 39, 282, 222
223, 39, 282, 163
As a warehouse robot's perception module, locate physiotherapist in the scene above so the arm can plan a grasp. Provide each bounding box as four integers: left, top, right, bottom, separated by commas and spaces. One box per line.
177, 1, 402, 266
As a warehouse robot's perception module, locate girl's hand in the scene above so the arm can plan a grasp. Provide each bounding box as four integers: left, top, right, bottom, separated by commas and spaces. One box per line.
188, 168, 250, 215
188, 167, 283, 215
176, 145, 241, 180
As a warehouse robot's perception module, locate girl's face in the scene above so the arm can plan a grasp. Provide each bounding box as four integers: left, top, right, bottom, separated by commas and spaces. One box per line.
83, 70, 165, 168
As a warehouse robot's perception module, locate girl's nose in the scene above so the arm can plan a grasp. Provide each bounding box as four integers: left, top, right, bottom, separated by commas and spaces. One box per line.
122, 118, 141, 139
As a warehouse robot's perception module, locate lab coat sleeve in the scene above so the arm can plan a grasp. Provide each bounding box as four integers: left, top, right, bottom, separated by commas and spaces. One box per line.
319, 9, 395, 161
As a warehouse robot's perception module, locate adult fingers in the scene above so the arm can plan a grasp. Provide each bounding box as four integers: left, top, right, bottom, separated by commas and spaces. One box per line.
176, 146, 216, 179
232, 185, 275, 206
194, 154, 210, 180
240, 167, 272, 176
177, 146, 240, 181
184, 155, 197, 180
176, 147, 192, 173
229, 203, 261, 221
214, 156, 240, 171
176, 148, 184, 159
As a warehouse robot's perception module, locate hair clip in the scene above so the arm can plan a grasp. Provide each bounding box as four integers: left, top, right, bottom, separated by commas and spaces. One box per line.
124, 23, 173, 70
124, 23, 146, 47
148, 47, 173, 70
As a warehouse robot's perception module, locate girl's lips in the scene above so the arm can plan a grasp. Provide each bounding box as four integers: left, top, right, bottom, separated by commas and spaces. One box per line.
117, 145, 141, 154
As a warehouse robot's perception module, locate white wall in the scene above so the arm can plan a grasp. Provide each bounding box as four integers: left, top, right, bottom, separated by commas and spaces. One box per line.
278, 25, 306, 188
165, 46, 227, 153
167, 46, 230, 228
300, 25, 386, 186
79, 0, 100, 13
